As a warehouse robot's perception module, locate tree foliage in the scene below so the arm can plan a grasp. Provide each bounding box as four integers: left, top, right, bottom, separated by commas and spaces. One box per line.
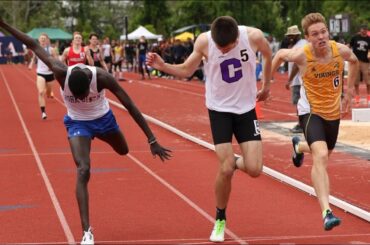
0, 0, 368, 42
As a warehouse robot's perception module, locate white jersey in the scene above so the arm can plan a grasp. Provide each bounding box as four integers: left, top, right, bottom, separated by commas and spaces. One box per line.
102, 44, 111, 57
36, 46, 53, 75
61, 64, 110, 120
203, 26, 257, 114
288, 39, 307, 86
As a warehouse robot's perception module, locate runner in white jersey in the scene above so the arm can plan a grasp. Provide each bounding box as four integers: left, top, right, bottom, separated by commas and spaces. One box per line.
204, 26, 257, 114
102, 37, 113, 73
28, 33, 58, 119
62, 64, 110, 120
147, 16, 272, 242
0, 18, 172, 245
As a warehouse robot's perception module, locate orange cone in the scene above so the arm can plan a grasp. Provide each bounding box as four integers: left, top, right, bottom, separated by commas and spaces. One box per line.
255, 102, 263, 119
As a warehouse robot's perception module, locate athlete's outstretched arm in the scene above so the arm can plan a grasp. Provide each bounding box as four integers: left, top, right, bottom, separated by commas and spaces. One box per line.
271, 49, 291, 73
0, 18, 67, 83
97, 69, 172, 161
272, 47, 305, 76
146, 33, 206, 78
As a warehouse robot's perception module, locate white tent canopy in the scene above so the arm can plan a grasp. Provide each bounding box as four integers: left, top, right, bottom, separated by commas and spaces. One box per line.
120, 26, 162, 40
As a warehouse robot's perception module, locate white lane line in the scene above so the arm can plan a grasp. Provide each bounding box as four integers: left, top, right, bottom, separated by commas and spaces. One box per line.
10, 232, 370, 244
127, 153, 247, 245
109, 98, 370, 222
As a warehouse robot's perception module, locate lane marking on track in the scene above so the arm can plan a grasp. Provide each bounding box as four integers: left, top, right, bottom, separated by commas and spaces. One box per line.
108, 98, 370, 222
127, 153, 247, 245
15, 66, 370, 227
0, 67, 75, 244
0, 149, 210, 158
14, 66, 66, 106
7, 232, 370, 244
134, 80, 296, 117
137, 80, 204, 97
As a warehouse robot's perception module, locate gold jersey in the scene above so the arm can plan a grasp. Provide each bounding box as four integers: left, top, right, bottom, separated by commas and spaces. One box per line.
298, 41, 344, 120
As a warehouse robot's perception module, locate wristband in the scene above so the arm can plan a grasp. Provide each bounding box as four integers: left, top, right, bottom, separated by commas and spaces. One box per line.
148, 137, 157, 145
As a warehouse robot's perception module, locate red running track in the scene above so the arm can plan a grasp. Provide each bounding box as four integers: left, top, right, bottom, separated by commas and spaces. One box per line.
0, 64, 369, 244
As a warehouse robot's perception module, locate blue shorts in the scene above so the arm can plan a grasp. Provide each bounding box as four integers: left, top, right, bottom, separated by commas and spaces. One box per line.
64, 109, 120, 139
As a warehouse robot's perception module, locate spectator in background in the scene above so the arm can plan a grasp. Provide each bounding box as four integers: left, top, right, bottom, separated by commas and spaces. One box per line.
350, 24, 370, 107
183, 37, 194, 58
5, 44, 13, 64
160, 39, 174, 78
171, 39, 187, 65
102, 37, 113, 73
124, 41, 135, 72
267, 34, 279, 57
278, 35, 291, 73
137, 35, 151, 80
88, 33, 108, 71
284, 25, 307, 133
112, 40, 124, 79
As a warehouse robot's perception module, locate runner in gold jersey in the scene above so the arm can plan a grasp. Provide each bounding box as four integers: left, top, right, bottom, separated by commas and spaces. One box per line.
271, 12, 359, 231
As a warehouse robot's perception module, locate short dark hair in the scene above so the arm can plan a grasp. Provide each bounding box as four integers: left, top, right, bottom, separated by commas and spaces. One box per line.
68, 69, 90, 97
89, 32, 99, 39
211, 16, 239, 47
360, 24, 368, 30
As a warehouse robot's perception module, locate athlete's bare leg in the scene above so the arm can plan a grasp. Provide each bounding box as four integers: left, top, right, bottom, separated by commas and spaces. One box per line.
69, 136, 92, 232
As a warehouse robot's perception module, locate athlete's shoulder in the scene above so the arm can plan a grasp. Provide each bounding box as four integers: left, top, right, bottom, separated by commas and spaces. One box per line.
245, 26, 265, 42
194, 33, 208, 48
245, 26, 263, 35
335, 41, 355, 60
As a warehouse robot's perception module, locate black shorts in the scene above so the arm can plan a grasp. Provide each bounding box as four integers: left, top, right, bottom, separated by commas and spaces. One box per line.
104, 56, 112, 64
299, 113, 340, 150
37, 73, 55, 82
208, 109, 261, 145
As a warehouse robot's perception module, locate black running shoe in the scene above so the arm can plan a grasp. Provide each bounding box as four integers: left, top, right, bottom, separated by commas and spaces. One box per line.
292, 136, 304, 167
323, 210, 341, 231
291, 124, 303, 133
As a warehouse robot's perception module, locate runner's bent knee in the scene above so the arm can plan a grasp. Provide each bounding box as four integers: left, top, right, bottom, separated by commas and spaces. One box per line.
115, 145, 129, 155
245, 160, 262, 177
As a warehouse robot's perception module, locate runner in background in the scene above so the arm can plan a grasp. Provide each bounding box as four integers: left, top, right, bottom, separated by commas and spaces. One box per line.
61, 31, 93, 66
28, 33, 58, 119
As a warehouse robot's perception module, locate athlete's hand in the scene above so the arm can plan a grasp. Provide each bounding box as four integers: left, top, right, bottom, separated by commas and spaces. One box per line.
341, 93, 352, 118
257, 86, 270, 102
285, 81, 291, 90
146, 52, 165, 70
150, 142, 172, 162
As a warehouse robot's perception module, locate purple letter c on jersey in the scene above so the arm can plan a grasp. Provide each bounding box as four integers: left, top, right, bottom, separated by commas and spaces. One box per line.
220, 58, 242, 83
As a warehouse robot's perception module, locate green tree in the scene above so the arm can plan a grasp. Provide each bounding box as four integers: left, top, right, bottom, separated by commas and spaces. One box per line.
0, 0, 368, 43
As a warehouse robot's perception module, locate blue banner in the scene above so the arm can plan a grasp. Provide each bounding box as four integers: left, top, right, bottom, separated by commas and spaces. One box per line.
0, 36, 25, 64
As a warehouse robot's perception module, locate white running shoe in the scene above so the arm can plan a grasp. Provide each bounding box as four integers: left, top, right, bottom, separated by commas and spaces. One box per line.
81, 227, 94, 245
41, 112, 47, 120
209, 219, 226, 242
